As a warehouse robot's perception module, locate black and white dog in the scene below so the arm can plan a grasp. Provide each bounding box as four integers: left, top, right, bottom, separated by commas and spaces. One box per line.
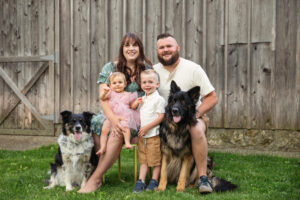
44, 110, 98, 191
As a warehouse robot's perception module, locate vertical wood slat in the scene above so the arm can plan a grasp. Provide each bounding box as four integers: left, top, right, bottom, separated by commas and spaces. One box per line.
224, 0, 229, 127
246, 0, 251, 129
275, 0, 297, 129
296, 1, 300, 130
54, 0, 60, 123
70, 0, 74, 111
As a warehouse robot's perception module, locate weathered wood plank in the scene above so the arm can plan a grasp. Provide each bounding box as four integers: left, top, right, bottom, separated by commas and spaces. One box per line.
225, 45, 248, 128
0, 129, 53, 136
145, 0, 162, 63
90, 0, 107, 112
251, 0, 275, 43
107, 0, 123, 60
227, 0, 248, 44
274, 0, 297, 129
59, 0, 72, 111
296, 0, 300, 130
250, 44, 273, 129
206, 0, 225, 127
73, 0, 90, 112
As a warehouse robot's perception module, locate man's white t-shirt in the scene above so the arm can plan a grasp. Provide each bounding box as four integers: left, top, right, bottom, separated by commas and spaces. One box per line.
153, 57, 215, 107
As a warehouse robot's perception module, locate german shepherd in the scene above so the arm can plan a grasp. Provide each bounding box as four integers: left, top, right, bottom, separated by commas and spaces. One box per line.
157, 81, 237, 192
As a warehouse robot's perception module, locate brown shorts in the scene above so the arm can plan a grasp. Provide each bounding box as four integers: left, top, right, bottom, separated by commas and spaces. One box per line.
138, 135, 161, 167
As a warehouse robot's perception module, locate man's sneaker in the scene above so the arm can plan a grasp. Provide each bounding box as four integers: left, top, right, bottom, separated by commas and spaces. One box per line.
146, 179, 158, 191
133, 179, 146, 193
198, 176, 213, 194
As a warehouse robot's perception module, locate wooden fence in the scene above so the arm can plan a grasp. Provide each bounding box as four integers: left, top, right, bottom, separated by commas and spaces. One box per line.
0, 0, 299, 137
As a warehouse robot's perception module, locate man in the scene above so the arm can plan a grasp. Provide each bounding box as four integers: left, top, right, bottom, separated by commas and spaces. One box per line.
153, 33, 218, 194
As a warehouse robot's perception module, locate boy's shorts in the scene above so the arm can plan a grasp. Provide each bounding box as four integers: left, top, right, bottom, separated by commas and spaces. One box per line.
138, 135, 161, 167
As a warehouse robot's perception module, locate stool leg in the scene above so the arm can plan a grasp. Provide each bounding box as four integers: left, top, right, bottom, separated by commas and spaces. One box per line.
134, 145, 137, 183
118, 153, 125, 182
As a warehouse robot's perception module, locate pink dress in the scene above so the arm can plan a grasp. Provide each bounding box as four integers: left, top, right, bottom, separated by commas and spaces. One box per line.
102, 91, 140, 130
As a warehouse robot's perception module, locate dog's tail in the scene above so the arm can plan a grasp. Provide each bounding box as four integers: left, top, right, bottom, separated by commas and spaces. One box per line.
211, 176, 238, 192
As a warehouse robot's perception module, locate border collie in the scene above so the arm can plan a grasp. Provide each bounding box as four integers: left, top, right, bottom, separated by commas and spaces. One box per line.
44, 110, 98, 191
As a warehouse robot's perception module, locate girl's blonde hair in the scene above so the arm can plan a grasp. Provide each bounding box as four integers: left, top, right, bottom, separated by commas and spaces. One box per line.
108, 72, 127, 85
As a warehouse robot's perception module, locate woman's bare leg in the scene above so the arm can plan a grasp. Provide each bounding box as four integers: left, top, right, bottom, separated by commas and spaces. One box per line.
78, 134, 123, 193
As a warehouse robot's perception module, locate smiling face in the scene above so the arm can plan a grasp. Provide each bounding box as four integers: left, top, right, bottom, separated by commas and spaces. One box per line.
123, 38, 140, 62
156, 36, 180, 66
109, 75, 127, 93
141, 72, 160, 96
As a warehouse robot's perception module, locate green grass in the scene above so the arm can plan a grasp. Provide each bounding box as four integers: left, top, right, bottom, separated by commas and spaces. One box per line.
0, 145, 299, 200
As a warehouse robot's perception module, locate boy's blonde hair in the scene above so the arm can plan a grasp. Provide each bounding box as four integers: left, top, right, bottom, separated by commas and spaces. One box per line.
141, 69, 159, 81
108, 72, 127, 85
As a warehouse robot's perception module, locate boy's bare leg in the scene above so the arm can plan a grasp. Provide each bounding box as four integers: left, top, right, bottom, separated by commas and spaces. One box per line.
138, 163, 148, 182
151, 165, 161, 181
123, 127, 132, 149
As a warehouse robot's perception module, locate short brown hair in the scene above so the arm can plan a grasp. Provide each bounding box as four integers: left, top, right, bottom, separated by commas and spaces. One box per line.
157, 33, 175, 41
141, 69, 159, 81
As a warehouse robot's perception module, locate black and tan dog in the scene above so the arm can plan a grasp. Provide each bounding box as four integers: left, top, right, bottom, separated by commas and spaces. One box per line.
157, 81, 237, 192
44, 111, 98, 191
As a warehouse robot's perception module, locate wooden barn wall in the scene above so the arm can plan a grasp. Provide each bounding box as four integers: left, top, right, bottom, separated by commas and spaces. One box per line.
0, 0, 56, 131
0, 0, 299, 134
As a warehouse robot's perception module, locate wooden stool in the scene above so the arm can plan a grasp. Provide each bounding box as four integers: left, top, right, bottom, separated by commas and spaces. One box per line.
102, 144, 138, 183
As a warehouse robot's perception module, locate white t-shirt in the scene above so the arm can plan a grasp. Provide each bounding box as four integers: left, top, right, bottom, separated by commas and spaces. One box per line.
153, 57, 215, 107
139, 90, 166, 138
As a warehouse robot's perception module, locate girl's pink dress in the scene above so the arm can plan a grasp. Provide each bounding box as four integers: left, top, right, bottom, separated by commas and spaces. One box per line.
102, 90, 140, 130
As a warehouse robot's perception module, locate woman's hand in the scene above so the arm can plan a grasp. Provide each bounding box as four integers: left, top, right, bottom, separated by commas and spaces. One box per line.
110, 115, 125, 137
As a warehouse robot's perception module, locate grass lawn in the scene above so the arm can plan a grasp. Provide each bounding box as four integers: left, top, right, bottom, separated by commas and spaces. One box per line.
0, 145, 299, 200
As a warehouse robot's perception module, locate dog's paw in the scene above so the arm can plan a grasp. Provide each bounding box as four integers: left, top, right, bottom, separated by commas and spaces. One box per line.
66, 186, 74, 191
43, 185, 54, 190
176, 181, 186, 192
176, 186, 185, 192
156, 186, 166, 192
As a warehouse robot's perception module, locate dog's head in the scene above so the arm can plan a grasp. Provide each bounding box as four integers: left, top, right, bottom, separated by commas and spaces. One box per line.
167, 81, 200, 125
60, 110, 94, 140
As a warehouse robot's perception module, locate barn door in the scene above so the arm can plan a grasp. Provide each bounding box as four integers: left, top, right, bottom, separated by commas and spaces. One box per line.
0, 0, 59, 136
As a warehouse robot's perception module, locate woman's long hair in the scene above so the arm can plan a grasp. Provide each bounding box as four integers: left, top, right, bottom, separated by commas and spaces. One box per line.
115, 33, 152, 88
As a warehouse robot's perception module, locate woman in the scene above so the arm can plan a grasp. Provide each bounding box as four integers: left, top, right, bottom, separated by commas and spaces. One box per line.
78, 33, 152, 193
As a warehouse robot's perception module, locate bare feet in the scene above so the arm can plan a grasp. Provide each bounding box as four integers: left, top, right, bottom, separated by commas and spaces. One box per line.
124, 144, 133, 149
78, 179, 102, 193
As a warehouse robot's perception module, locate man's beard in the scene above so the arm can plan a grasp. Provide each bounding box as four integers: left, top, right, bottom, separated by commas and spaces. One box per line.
157, 50, 179, 66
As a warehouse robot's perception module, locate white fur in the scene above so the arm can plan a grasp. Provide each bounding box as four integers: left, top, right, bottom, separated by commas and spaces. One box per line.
44, 132, 94, 191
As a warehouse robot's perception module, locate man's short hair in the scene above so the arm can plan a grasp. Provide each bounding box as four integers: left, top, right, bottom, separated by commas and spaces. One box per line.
157, 33, 175, 41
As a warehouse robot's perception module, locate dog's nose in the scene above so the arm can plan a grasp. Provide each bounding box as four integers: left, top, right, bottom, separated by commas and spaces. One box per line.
172, 107, 179, 115
75, 126, 81, 131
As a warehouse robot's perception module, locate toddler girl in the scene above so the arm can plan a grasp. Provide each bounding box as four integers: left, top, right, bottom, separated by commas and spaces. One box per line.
97, 72, 140, 155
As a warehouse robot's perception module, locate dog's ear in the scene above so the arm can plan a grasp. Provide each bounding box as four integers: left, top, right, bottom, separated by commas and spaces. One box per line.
60, 110, 72, 123
170, 80, 181, 94
83, 112, 94, 123
187, 86, 200, 104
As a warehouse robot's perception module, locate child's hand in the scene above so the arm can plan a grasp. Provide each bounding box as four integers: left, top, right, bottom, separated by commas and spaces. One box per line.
138, 126, 149, 137
135, 97, 142, 104
103, 86, 110, 93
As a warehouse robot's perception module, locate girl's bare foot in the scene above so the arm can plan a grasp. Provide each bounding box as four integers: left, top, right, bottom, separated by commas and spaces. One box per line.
124, 144, 133, 149
78, 179, 102, 193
